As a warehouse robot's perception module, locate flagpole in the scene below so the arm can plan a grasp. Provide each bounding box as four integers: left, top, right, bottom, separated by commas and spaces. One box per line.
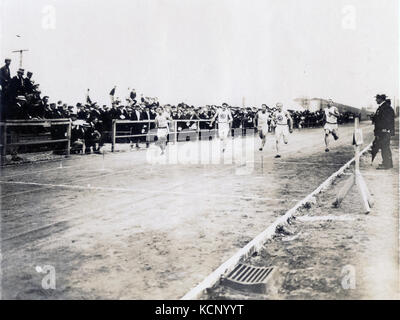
12, 49, 29, 68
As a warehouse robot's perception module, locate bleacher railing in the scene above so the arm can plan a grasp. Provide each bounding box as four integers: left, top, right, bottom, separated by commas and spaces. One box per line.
111, 119, 224, 152
0, 118, 72, 159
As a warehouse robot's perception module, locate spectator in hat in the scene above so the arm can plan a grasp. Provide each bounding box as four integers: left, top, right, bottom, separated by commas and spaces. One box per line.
0, 58, 12, 106
70, 113, 85, 154
371, 94, 395, 169
142, 104, 156, 147
24, 71, 35, 95
130, 88, 137, 105
0, 58, 11, 89
84, 118, 102, 154
129, 104, 144, 149
5, 95, 27, 120
8, 68, 26, 104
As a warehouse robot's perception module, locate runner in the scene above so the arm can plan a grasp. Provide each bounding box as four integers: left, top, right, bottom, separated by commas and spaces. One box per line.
210, 103, 233, 153
254, 104, 270, 151
155, 106, 171, 155
323, 99, 340, 152
273, 102, 293, 158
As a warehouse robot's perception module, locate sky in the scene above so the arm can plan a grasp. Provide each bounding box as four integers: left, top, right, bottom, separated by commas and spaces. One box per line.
0, 0, 398, 109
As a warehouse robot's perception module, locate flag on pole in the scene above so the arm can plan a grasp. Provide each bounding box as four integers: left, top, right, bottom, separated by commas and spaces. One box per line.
130, 89, 136, 101
86, 89, 92, 104
110, 86, 116, 104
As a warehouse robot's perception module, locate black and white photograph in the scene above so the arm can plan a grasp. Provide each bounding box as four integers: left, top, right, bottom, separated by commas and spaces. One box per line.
0, 0, 399, 306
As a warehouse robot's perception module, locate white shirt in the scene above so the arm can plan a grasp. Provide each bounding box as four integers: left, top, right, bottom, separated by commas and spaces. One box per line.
257, 111, 270, 127
216, 109, 232, 124
155, 114, 169, 128
274, 110, 290, 125
325, 106, 338, 124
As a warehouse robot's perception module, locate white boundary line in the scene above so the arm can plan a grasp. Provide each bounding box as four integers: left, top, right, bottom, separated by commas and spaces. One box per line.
180, 142, 372, 300
0, 180, 298, 203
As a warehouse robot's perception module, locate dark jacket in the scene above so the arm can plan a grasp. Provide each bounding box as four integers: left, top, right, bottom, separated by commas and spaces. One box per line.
142, 109, 156, 129
373, 100, 395, 136
8, 75, 25, 100
0, 65, 11, 89
24, 77, 34, 95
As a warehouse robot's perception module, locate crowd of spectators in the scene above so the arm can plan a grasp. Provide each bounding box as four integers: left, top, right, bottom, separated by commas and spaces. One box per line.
290, 110, 358, 129
0, 58, 359, 156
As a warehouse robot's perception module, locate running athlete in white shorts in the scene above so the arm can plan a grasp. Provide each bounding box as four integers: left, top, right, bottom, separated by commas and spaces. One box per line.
255, 104, 270, 151
210, 103, 233, 153
155, 107, 171, 155
323, 100, 340, 152
273, 102, 293, 158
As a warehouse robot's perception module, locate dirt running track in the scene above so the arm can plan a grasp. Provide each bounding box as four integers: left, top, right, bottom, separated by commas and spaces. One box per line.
0, 122, 374, 299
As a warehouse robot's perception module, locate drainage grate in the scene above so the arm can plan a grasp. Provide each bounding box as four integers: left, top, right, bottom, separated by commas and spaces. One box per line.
221, 264, 278, 295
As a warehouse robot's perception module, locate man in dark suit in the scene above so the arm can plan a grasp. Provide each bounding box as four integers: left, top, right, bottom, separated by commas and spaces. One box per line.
142, 105, 155, 147
371, 94, 395, 170
0, 58, 12, 107
129, 105, 144, 149
8, 68, 26, 103
24, 71, 35, 94
0, 58, 11, 88
0, 57, 11, 85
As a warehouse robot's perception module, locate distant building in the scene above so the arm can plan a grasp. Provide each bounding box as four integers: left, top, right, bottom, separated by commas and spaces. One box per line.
309, 98, 374, 120
293, 97, 311, 110
310, 97, 362, 113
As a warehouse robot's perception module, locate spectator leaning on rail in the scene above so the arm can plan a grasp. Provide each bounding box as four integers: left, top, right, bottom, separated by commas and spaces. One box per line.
371, 94, 395, 170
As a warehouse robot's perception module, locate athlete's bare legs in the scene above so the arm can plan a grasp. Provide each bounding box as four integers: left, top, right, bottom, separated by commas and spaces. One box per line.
275, 136, 281, 158
325, 129, 338, 152
221, 136, 226, 152
259, 131, 266, 151
158, 136, 167, 155
324, 130, 330, 152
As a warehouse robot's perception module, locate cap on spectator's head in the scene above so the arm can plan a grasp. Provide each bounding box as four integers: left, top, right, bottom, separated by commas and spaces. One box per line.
375, 94, 387, 100
222, 102, 228, 107
17, 68, 24, 74
27, 71, 33, 76
5, 58, 11, 62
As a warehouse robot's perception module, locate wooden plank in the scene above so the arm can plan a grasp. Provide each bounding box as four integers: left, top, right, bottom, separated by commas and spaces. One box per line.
356, 172, 374, 208
356, 173, 371, 214
333, 173, 355, 207
7, 139, 69, 146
